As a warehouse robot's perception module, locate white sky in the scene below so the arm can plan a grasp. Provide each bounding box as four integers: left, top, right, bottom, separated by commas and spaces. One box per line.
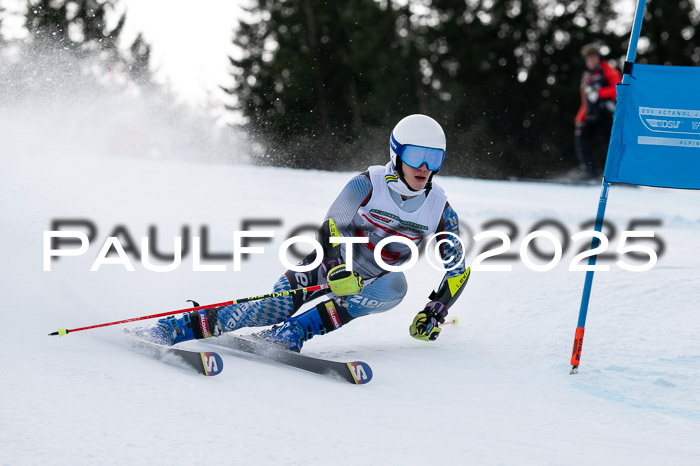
119, 0, 241, 107
2, 0, 242, 107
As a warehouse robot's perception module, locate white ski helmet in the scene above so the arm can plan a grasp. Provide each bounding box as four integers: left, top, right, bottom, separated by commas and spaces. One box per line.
390, 114, 446, 176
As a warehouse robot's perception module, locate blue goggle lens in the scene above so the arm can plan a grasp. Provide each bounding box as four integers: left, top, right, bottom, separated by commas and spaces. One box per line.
401, 145, 445, 171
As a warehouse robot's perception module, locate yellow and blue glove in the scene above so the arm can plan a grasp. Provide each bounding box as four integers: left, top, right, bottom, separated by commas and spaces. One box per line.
410, 301, 447, 341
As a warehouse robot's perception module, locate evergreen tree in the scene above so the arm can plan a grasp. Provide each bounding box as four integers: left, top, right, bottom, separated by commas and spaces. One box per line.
25, 0, 150, 83
226, 0, 427, 169
0, 4, 5, 45
26, 0, 118, 54
125, 32, 152, 85
25, 0, 70, 47
637, 0, 700, 66
427, 0, 623, 178
72, 0, 124, 58
227, 0, 699, 178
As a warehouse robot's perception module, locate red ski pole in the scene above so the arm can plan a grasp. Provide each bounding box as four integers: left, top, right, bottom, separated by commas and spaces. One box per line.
48, 284, 331, 337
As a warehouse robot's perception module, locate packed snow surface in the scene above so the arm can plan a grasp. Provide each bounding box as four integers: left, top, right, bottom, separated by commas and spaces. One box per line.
2, 152, 700, 465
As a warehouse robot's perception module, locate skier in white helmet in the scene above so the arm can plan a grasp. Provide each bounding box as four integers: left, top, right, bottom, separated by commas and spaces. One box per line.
137, 114, 470, 350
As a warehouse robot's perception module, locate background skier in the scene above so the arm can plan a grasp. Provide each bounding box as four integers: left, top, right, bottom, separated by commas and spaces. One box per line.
574, 43, 622, 178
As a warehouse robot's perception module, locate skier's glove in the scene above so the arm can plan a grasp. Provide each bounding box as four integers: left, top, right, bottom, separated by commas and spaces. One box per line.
321, 256, 344, 276
326, 264, 363, 296
410, 301, 447, 341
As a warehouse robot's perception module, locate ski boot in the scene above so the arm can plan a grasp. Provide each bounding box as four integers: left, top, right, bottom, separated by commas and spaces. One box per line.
257, 299, 354, 352
133, 308, 222, 346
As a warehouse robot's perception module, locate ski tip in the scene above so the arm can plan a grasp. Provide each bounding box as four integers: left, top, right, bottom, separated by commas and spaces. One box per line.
347, 361, 373, 385
49, 328, 68, 337
200, 351, 224, 376
570, 365, 579, 375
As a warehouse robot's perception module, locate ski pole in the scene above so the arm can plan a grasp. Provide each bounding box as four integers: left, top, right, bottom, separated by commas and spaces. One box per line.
439, 316, 459, 328
48, 284, 331, 337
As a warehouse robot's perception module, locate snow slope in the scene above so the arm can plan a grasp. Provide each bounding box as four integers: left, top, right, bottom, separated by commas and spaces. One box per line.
2, 149, 700, 465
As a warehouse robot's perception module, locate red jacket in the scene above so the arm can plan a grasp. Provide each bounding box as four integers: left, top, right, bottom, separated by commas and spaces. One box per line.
575, 61, 622, 123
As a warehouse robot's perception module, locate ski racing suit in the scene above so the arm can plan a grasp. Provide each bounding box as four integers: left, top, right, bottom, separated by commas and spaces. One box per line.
150, 163, 469, 345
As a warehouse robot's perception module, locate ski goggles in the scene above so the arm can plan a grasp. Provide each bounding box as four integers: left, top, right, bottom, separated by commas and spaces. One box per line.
390, 133, 445, 171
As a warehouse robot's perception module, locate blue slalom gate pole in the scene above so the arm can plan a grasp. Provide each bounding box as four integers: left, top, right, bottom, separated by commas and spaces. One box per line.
569, 0, 647, 374
621, 0, 648, 85
570, 181, 610, 374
